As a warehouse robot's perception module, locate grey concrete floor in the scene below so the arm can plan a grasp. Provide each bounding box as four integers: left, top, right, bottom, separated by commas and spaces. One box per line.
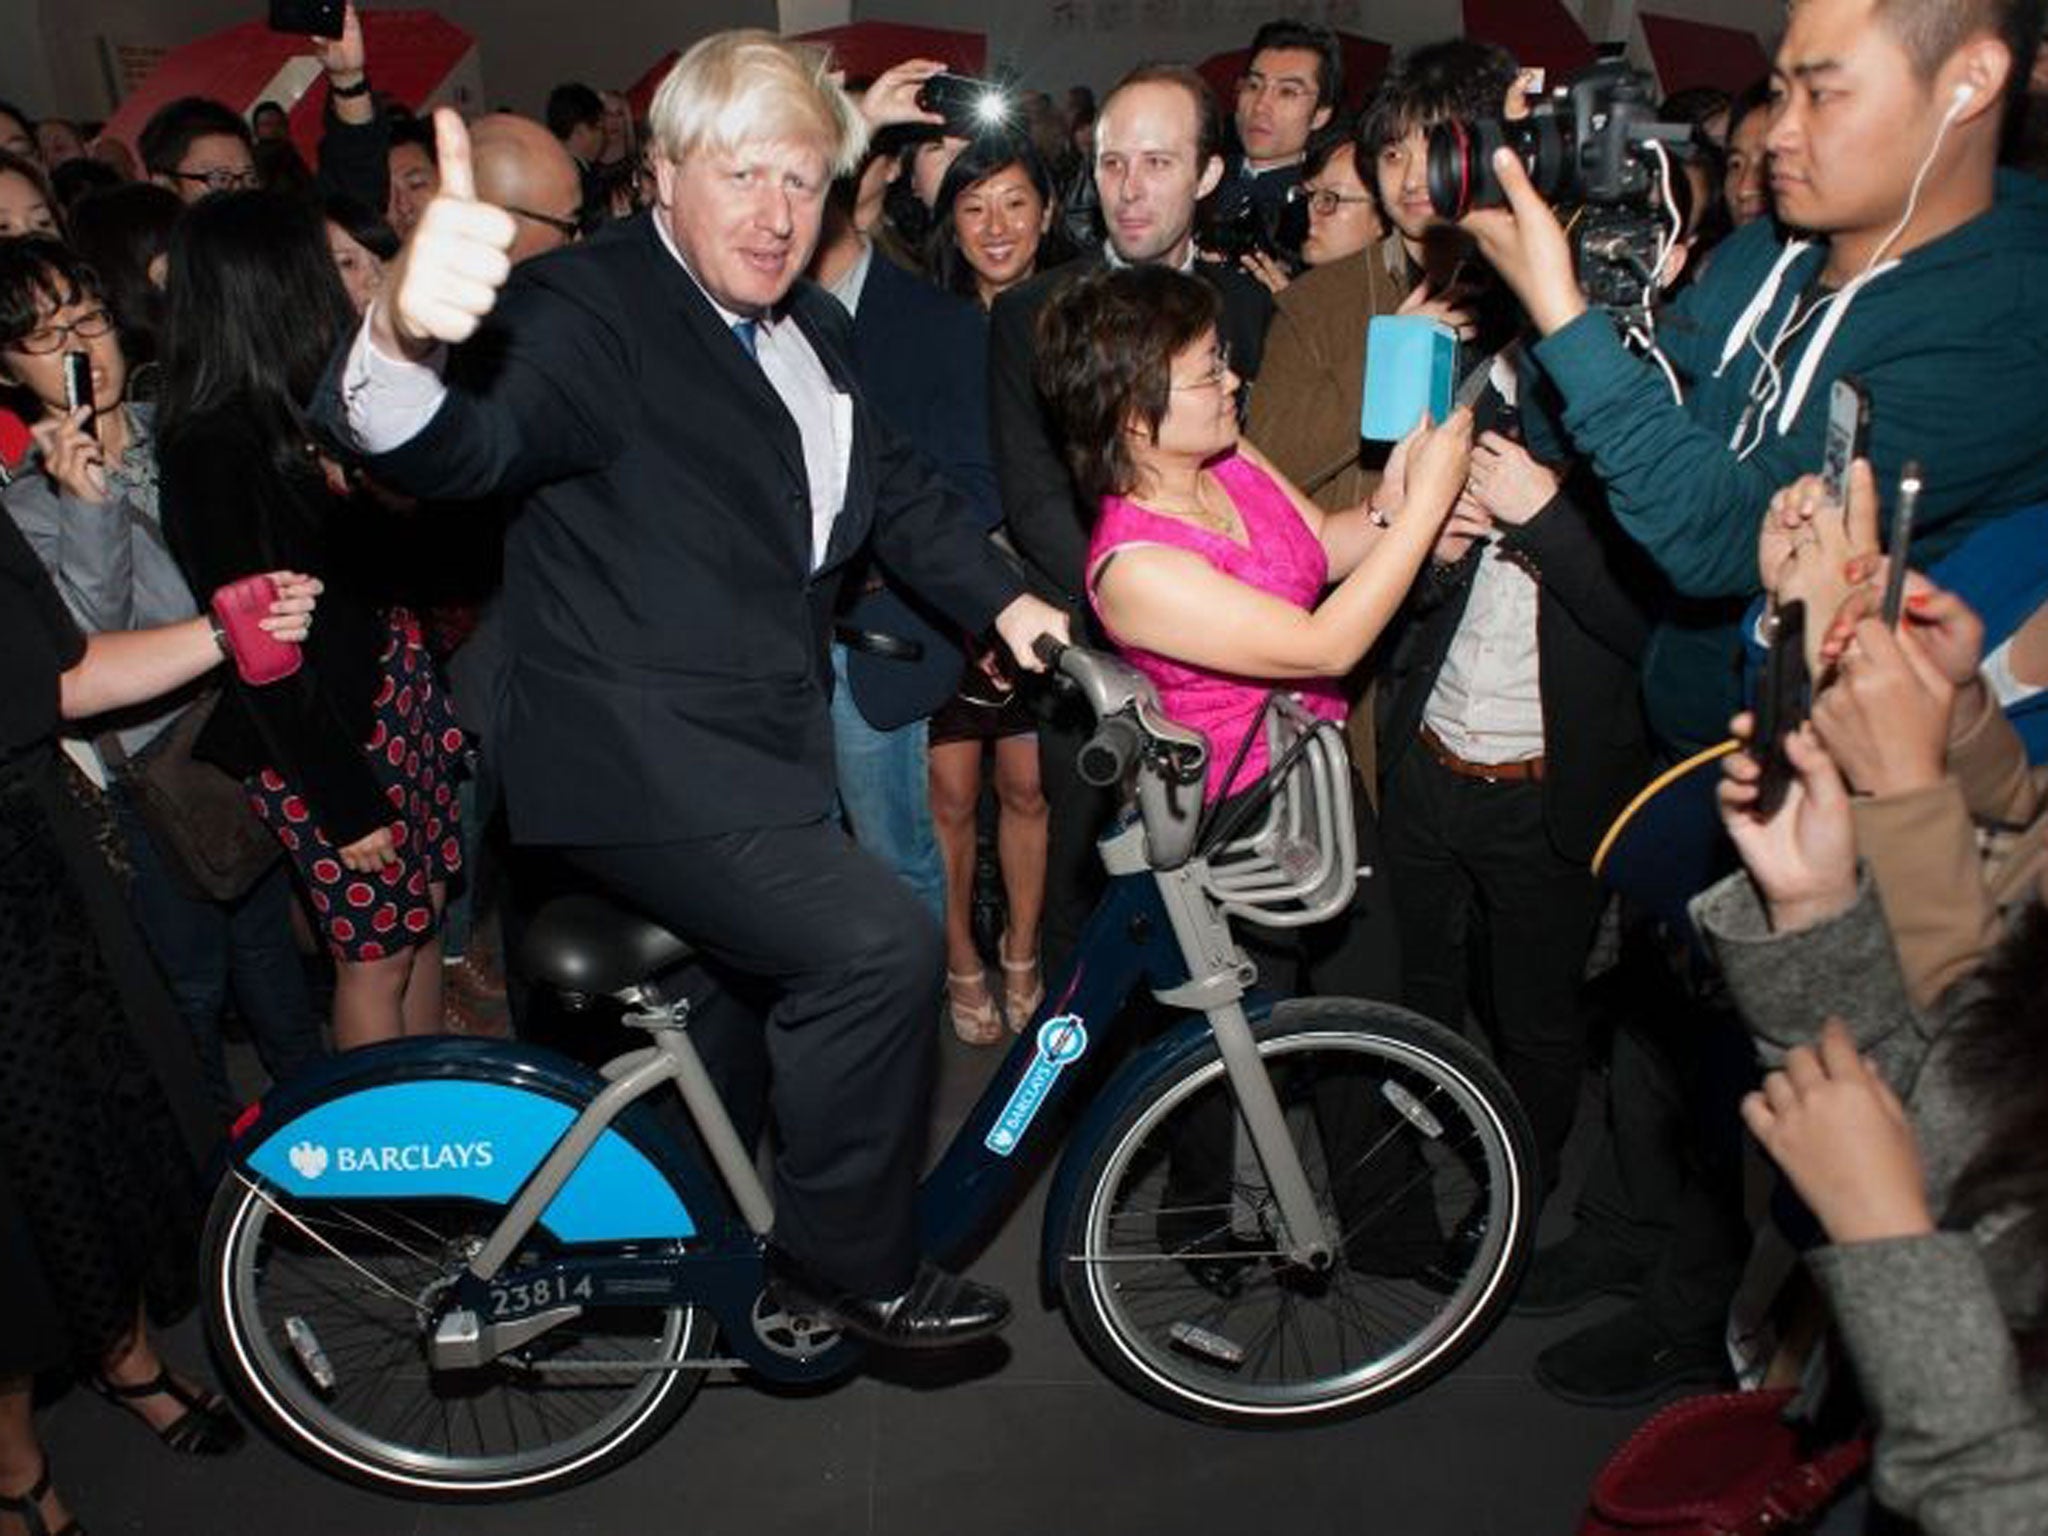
38, 1031, 1660, 1536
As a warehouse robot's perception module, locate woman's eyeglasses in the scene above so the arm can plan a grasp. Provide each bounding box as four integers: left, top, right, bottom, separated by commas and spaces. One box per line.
10, 307, 114, 355
1289, 185, 1377, 218
1169, 345, 1234, 392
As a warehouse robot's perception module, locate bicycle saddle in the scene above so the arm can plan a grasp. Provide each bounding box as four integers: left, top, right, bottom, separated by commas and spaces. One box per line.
523, 894, 696, 998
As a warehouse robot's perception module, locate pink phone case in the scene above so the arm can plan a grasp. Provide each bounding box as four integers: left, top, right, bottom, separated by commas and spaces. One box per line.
210, 575, 303, 686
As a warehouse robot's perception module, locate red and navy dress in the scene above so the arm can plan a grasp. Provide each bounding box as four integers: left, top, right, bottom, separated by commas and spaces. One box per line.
247, 610, 464, 962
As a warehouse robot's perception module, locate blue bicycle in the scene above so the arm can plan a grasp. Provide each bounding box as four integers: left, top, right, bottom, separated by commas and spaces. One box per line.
200, 644, 1538, 1498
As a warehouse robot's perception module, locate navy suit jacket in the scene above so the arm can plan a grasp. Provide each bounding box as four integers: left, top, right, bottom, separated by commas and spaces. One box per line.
837, 250, 1000, 730
321, 213, 1020, 846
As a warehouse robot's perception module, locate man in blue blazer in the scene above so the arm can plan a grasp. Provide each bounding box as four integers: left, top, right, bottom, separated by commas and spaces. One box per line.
327, 33, 1067, 1348
812, 154, 999, 920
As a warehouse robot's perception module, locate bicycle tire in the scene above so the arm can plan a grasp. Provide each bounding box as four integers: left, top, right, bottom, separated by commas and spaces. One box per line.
203, 1174, 713, 1499
1056, 996, 1537, 1424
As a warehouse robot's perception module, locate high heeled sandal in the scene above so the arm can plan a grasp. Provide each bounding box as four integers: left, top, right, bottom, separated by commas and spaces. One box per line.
87, 1367, 246, 1456
945, 968, 1004, 1046
0, 1460, 85, 1536
997, 937, 1043, 1033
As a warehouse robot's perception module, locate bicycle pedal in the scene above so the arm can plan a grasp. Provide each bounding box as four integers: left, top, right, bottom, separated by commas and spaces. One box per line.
1168, 1320, 1246, 1369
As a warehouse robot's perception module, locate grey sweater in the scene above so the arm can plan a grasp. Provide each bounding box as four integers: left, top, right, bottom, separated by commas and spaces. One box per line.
1693, 872, 2048, 1536
1, 404, 198, 754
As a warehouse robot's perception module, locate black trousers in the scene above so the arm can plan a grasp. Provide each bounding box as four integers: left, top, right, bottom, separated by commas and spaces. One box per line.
1380, 744, 1606, 1193
1033, 691, 1116, 978
563, 819, 942, 1298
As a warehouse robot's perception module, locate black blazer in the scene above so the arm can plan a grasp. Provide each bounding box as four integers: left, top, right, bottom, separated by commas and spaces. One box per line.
1377, 486, 1655, 864
837, 250, 1000, 731
988, 249, 1273, 618
323, 214, 1021, 846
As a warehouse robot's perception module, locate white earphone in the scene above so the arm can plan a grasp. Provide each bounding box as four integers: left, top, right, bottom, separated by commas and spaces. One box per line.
1954, 81, 1976, 106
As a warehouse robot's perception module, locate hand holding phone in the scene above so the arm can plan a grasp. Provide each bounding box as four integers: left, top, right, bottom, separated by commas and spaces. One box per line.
915, 74, 1015, 135
1820, 376, 1869, 510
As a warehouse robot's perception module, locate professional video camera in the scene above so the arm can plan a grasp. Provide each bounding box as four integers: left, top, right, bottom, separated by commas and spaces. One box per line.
1424, 53, 1695, 311
1199, 177, 1310, 265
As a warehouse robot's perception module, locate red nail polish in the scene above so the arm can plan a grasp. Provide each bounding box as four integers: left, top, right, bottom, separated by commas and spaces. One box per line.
1905, 593, 1932, 612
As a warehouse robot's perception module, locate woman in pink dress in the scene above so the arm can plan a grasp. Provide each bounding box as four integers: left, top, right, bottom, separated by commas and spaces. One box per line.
1038, 265, 1475, 1280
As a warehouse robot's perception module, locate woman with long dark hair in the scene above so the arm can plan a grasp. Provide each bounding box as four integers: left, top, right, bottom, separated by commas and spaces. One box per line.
917, 134, 1068, 1041
156, 190, 464, 1051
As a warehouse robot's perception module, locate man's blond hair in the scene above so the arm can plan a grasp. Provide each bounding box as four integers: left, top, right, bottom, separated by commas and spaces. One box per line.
648, 29, 867, 176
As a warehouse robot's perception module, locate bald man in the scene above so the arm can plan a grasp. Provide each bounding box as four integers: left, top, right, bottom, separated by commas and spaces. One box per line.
468, 112, 584, 262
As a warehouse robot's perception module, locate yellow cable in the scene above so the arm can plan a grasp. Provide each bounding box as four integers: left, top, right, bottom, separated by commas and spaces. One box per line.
1590, 738, 1740, 878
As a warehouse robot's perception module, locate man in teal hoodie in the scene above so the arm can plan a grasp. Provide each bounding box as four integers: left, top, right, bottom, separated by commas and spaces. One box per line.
1455, 0, 2048, 1406
1470, 0, 2048, 754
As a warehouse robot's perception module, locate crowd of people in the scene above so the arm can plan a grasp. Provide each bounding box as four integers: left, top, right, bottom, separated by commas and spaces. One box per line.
3, 0, 2048, 1529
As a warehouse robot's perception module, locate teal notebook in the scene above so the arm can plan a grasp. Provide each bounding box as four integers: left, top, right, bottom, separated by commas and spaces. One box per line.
1360, 314, 1458, 441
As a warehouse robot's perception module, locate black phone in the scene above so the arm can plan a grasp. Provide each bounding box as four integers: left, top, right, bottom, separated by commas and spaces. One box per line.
1820, 375, 1870, 508
1880, 462, 1923, 628
268, 0, 345, 40
62, 350, 95, 442
1753, 600, 1811, 819
916, 73, 1016, 136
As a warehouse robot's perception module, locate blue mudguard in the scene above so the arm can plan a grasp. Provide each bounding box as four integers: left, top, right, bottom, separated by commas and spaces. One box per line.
226, 1039, 710, 1244
1037, 993, 1278, 1300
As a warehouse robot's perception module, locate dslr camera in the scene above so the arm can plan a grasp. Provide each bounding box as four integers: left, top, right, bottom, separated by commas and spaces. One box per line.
1425, 54, 1694, 311
1199, 176, 1309, 265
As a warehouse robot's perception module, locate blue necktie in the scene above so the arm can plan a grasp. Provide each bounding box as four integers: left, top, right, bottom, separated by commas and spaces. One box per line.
732, 318, 760, 360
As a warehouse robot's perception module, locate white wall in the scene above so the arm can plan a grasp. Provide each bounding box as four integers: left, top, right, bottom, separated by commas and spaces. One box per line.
0, 0, 1789, 124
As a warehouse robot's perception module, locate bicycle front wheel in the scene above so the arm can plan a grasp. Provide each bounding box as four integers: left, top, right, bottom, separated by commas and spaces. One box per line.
203, 1175, 712, 1499
1057, 997, 1536, 1424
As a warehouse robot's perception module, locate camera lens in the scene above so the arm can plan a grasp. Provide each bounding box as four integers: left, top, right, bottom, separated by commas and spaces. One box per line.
1425, 115, 1568, 219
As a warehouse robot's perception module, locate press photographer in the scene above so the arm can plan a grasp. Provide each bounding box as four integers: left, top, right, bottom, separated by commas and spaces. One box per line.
1458, 0, 2048, 757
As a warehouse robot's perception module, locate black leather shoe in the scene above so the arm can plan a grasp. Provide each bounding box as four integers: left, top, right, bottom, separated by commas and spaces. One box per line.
1511, 1229, 1650, 1318
1532, 1306, 1726, 1408
765, 1252, 1011, 1351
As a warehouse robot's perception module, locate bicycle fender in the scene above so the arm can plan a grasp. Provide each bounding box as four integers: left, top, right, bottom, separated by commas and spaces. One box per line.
1038, 995, 1278, 1301
227, 1040, 698, 1243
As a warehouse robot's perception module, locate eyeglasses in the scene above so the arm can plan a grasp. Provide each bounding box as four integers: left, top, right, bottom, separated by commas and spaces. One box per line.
507, 205, 591, 240
168, 167, 261, 192
1169, 344, 1233, 392
1290, 185, 1378, 217
10, 307, 114, 355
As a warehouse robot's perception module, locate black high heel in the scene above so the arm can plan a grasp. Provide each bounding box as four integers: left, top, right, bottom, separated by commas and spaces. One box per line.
0, 1459, 86, 1536
87, 1367, 245, 1456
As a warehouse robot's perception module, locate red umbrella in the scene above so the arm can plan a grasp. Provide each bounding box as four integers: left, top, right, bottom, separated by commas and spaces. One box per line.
102, 9, 476, 166
1197, 32, 1391, 118
1461, 0, 1596, 81
1638, 13, 1773, 98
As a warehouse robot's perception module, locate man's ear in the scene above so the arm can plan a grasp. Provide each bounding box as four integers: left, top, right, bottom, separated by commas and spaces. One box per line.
1309, 103, 1333, 135
1195, 152, 1225, 201
1944, 34, 2013, 126
652, 153, 680, 208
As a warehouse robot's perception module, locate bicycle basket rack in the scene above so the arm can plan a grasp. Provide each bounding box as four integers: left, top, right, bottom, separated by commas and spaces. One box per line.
1194, 696, 1359, 929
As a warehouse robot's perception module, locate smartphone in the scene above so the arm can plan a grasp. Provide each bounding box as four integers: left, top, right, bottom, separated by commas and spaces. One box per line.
917, 73, 1016, 135
268, 0, 345, 40
62, 350, 95, 442
1820, 375, 1870, 508
1753, 600, 1811, 819
1879, 461, 1923, 628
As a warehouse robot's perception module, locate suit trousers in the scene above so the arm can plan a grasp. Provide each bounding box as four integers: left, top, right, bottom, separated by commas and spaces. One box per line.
562, 819, 943, 1297
1033, 688, 1116, 978
1381, 745, 1606, 1193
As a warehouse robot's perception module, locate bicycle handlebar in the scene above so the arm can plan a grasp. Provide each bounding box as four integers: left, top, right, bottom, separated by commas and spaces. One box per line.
1077, 714, 1143, 787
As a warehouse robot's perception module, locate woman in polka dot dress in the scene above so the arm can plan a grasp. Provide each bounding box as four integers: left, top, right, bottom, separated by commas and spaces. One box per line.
156, 191, 464, 1050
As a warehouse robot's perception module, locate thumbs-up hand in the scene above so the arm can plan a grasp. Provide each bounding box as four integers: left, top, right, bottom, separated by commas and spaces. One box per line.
369, 109, 517, 358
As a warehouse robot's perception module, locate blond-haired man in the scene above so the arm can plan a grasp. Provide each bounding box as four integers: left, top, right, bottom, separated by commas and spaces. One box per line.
328, 31, 1067, 1347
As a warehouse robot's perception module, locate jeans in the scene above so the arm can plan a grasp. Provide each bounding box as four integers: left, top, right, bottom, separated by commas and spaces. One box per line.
829, 643, 945, 924
113, 788, 325, 1118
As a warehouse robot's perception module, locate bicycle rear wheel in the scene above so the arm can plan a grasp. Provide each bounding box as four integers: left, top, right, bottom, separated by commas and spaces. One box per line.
203, 1174, 712, 1498
1056, 997, 1536, 1423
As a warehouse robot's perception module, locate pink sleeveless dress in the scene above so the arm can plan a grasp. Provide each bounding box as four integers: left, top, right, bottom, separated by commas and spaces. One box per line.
1087, 452, 1348, 802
